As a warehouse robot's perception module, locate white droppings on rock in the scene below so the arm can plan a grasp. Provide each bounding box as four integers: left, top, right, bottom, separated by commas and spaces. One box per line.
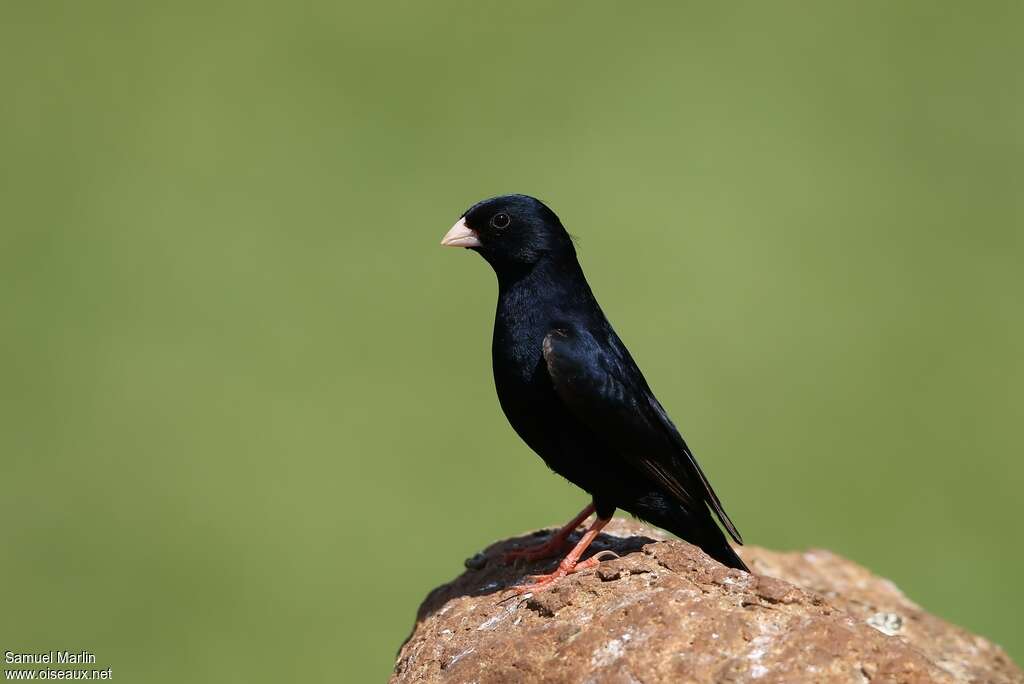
591, 638, 625, 667
447, 648, 474, 668
867, 612, 904, 636
476, 613, 505, 631
747, 634, 772, 674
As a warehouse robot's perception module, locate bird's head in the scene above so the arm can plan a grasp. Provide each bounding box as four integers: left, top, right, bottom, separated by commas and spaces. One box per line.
441, 194, 574, 272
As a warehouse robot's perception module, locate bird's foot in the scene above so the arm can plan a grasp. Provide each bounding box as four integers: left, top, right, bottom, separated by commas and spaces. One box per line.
510, 550, 618, 595
500, 503, 596, 566
501, 533, 573, 565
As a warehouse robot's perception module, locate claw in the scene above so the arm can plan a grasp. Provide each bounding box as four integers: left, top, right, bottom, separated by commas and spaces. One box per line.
499, 503, 595, 566
507, 517, 612, 595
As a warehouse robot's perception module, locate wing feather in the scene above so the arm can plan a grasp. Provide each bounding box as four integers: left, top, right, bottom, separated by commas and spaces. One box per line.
543, 326, 742, 544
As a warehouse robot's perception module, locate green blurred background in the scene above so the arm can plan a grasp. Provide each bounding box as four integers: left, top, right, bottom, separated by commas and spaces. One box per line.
2, 1, 1021, 680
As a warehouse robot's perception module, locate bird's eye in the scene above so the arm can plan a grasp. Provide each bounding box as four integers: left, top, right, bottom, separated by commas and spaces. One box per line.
491, 213, 511, 229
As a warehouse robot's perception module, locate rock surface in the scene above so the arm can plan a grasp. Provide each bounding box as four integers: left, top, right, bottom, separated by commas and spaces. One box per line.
392, 519, 1020, 684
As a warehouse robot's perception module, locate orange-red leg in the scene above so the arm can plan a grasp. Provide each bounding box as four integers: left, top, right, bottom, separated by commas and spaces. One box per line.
502, 504, 595, 564
511, 516, 613, 594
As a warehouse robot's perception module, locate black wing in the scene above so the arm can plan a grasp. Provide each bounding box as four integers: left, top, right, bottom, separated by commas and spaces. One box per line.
542, 325, 742, 544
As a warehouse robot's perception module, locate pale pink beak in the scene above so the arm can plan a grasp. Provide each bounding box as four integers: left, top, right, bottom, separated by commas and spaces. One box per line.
440, 217, 482, 248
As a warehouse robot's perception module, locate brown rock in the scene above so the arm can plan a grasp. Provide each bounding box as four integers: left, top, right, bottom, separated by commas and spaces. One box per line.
392, 519, 1020, 684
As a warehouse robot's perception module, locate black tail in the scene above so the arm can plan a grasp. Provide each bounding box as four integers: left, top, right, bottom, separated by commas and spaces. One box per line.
642, 502, 749, 572
697, 530, 749, 572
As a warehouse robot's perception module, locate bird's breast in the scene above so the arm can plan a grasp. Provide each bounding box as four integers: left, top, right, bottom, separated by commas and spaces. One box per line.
491, 310, 555, 423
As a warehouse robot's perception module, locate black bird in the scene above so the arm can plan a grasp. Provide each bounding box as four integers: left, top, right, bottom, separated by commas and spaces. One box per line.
441, 194, 748, 591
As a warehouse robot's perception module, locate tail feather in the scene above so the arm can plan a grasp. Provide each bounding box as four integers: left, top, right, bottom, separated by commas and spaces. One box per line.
640, 500, 749, 572
699, 533, 749, 572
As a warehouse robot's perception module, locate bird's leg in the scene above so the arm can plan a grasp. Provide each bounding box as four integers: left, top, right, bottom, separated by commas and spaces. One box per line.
502, 504, 596, 564
511, 516, 612, 594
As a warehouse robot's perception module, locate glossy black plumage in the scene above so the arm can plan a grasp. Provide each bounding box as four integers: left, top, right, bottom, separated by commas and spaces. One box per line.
450, 194, 747, 571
